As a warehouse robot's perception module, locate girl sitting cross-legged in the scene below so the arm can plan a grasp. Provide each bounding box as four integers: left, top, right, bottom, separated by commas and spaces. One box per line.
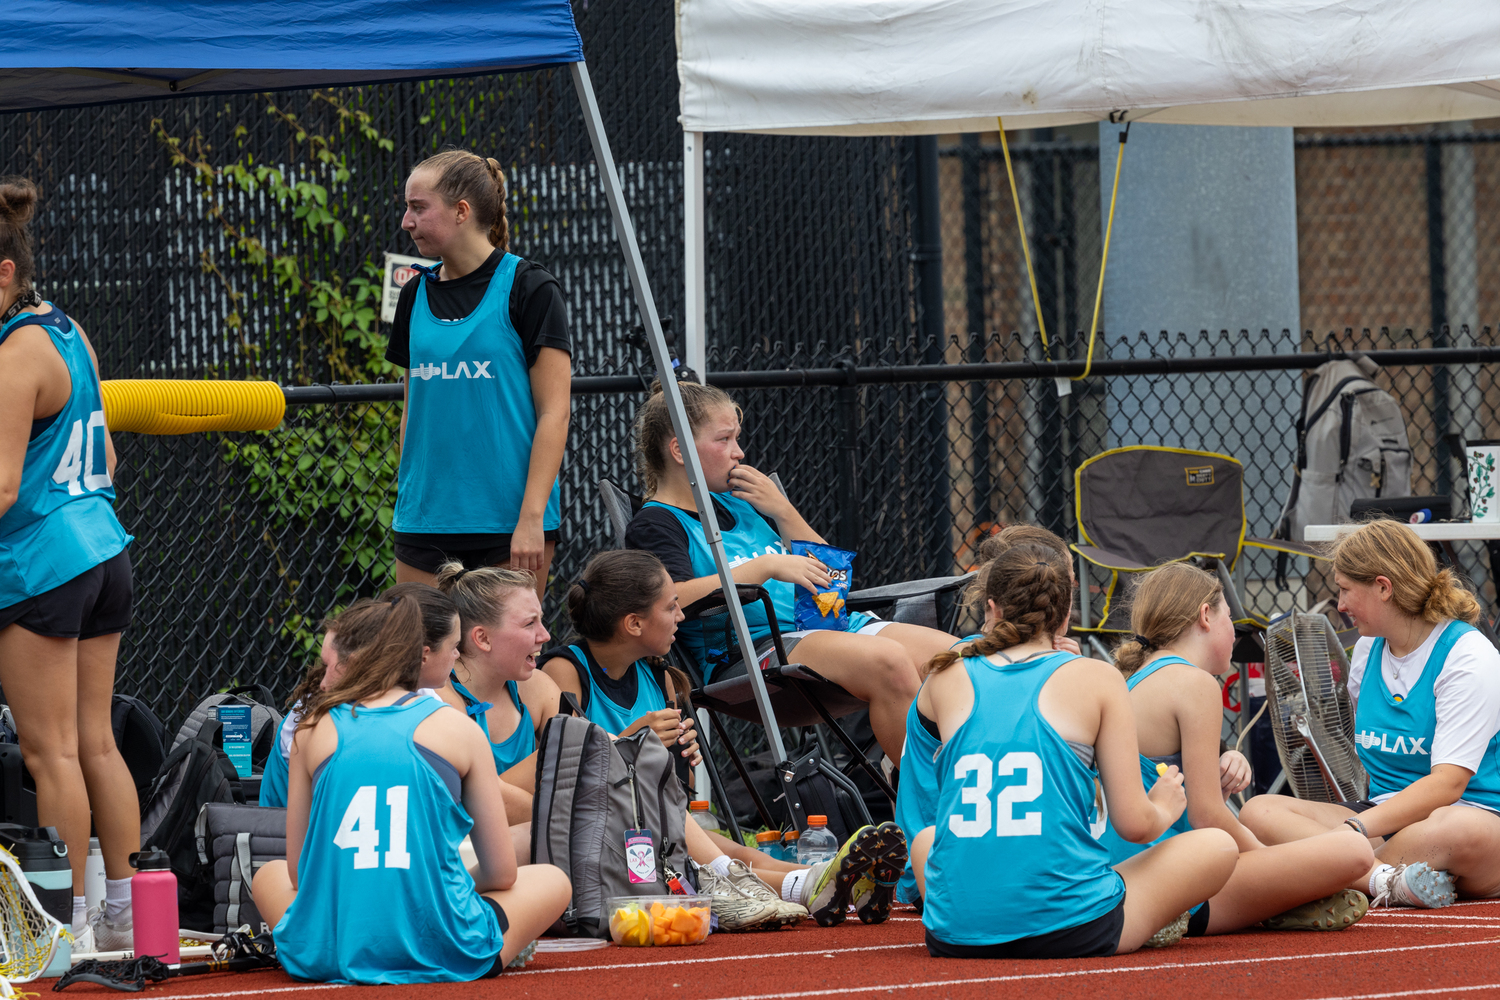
252, 593, 570, 983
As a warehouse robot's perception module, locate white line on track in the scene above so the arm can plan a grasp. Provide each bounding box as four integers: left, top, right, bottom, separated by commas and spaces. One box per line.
509, 941, 923, 976
1353, 922, 1500, 929
1297, 983, 1500, 999
692, 936, 1500, 1000
1363, 913, 1500, 921
148, 985, 344, 999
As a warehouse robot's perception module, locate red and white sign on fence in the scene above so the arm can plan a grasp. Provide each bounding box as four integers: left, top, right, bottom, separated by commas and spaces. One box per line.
381, 251, 439, 324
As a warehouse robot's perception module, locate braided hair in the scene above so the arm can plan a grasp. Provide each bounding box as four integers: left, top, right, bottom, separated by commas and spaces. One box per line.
927, 542, 1072, 675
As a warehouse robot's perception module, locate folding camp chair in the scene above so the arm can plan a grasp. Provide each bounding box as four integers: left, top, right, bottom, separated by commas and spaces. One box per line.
599, 477, 973, 831
1071, 446, 1323, 656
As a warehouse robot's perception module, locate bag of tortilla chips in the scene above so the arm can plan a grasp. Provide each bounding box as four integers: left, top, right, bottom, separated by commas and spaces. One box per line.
790, 540, 854, 632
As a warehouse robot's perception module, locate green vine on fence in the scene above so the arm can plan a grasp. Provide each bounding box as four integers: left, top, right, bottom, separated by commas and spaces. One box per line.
153, 92, 402, 656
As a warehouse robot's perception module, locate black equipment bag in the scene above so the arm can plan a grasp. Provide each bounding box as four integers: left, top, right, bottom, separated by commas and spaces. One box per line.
775, 743, 871, 845
195, 802, 286, 935
112, 693, 168, 798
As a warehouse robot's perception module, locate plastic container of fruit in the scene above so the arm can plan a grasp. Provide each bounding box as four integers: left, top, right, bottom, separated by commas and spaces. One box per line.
607, 895, 713, 947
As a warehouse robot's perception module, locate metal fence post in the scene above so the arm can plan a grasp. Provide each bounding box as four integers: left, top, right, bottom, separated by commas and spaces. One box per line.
835, 354, 862, 552
1426, 138, 1453, 496
912, 135, 953, 570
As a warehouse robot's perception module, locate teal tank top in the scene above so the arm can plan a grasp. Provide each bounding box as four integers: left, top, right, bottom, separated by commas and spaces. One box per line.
273, 697, 503, 983
259, 709, 300, 808
393, 254, 561, 533
1356, 621, 1500, 809
1099, 656, 1196, 864
452, 675, 536, 776
547, 642, 668, 735
0, 307, 131, 607
895, 685, 942, 904
923, 650, 1123, 946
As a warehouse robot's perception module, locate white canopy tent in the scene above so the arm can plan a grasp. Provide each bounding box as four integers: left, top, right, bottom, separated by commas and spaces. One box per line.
675, 0, 1500, 370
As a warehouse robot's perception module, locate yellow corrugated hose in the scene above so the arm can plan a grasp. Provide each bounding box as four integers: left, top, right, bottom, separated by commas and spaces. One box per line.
99, 380, 286, 435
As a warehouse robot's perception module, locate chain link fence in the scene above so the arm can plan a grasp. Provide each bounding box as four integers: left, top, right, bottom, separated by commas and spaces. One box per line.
4, 0, 1500, 728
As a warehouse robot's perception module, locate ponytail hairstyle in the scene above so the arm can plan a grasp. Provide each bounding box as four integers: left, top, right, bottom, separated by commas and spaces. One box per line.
432, 561, 537, 654
962, 524, 1072, 619
1330, 518, 1481, 625
298, 594, 426, 730
0, 176, 39, 300
381, 582, 460, 651
566, 549, 691, 699
412, 149, 509, 250
928, 542, 1072, 675
1113, 562, 1224, 678
633, 378, 742, 496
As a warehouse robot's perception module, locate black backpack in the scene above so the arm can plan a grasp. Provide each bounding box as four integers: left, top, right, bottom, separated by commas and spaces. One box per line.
112, 694, 168, 797
139, 720, 243, 932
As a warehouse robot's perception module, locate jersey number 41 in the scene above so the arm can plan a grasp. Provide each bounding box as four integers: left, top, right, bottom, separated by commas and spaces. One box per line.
335, 785, 411, 869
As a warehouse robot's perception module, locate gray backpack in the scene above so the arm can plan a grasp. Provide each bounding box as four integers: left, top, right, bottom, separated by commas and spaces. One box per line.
1276, 355, 1412, 544
531, 715, 691, 938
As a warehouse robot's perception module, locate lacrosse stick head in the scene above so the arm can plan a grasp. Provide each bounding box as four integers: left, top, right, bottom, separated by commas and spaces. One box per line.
0, 846, 64, 984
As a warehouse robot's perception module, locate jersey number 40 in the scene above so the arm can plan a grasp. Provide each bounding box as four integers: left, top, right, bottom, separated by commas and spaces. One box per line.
949, 752, 1043, 838
334, 785, 411, 870
51, 410, 110, 496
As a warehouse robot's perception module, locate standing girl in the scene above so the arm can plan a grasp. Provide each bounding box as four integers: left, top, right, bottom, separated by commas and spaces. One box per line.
910, 543, 1239, 957
252, 594, 570, 983
1104, 562, 1373, 933
625, 379, 956, 764
389, 149, 570, 598
1242, 519, 1500, 908
0, 176, 138, 951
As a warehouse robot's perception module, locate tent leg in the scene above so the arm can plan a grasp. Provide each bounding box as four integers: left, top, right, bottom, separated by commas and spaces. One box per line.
684, 131, 707, 377
569, 62, 787, 763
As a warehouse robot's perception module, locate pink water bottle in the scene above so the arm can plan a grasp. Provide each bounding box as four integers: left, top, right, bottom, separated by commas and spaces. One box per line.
128, 848, 180, 967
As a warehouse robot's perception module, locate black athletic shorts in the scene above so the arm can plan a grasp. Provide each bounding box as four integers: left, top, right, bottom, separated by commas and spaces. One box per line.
1186, 901, 1211, 937
925, 894, 1126, 959
478, 896, 511, 979
394, 530, 560, 576
0, 550, 132, 640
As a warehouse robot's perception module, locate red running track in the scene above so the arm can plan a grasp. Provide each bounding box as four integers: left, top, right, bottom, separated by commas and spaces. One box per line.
45, 901, 1500, 1000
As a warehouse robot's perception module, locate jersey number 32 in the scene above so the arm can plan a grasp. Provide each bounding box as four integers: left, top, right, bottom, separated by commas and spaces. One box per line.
51, 410, 110, 496
334, 785, 411, 869
949, 752, 1043, 837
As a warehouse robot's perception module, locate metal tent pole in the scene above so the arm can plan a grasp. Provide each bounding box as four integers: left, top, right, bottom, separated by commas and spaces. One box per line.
569, 62, 788, 764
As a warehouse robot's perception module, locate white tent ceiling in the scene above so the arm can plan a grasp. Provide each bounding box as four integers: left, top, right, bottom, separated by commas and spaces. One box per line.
676, 0, 1500, 135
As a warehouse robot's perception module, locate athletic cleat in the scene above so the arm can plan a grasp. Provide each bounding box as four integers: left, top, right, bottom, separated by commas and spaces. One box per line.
505, 939, 538, 969
720, 858, 808, 927
1370, 862, 1457, 909
850, 822, 908, 924
85, 903, 133, 952
803, 824, 900, 927
699, 863, 783, 931
1261, 889, 1369, 931
1142, 910, 1191, 948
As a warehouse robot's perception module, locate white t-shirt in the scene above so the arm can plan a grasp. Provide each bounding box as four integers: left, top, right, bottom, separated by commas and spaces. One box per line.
1348, 621, 1500, 798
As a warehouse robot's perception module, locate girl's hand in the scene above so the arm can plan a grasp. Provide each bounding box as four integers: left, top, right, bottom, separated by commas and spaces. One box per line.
637, 708, 687, 749
726, 464, 795, 519
761, 554, 831, 594
1219, 750, 1252, 798
675, 715, 703, 766
1054, 635, 1082, 655
509, 517, 545, 574
1147, 764, 1187, 822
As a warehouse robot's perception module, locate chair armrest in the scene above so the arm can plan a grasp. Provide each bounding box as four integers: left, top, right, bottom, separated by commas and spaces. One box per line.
846, 572, 977, 611
1072, 544, 1224, 572
680, 584, 775, 622
1243, 536, 1326, 559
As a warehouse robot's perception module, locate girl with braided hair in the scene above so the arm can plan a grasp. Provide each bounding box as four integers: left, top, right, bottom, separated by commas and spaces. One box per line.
1103, 562, 1373, 935
910, 543, 1238, 958
388, 149, 571, 599
1242, 518, 1500, 910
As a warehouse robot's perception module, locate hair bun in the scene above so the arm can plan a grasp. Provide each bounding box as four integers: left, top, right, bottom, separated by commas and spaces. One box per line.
0, 176, 38, 226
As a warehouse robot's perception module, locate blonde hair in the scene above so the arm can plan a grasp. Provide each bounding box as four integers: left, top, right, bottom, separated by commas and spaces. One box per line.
633, 378, 742, 495
412, 149, 510, 250
927, 543, 1072, 675
962, 524, 1071, 618
1329, 519, 1481, 625
1113, 562, 1224, 677
433, 562, 537, 654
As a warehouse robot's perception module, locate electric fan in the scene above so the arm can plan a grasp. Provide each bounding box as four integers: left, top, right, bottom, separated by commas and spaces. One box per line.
1263, 612, 1368, 802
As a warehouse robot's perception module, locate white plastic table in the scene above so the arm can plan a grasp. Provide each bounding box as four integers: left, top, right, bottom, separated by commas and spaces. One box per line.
1304, 522, 1500, 542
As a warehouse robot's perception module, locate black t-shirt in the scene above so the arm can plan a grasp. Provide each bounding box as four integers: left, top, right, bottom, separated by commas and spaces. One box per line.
625, 498, 780, 582
384, 249, 571, 369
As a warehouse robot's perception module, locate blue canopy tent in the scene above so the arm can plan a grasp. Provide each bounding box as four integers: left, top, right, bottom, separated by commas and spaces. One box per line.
0, 0, 792, 759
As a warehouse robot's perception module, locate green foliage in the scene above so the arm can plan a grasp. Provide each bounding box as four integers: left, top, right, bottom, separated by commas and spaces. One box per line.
153, 92, 402, 656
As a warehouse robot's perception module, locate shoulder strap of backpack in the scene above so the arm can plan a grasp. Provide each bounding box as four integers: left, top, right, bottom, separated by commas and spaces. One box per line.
225, 684, 278, 709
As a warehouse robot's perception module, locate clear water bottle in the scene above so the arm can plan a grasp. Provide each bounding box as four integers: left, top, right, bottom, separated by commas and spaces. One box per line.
688, 801, 719, 834
797, 815, 837, 865
755, 830, 782, 860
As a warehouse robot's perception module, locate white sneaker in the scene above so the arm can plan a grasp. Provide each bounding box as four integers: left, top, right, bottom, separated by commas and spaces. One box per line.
86, 903, 134, 952
1370, 863, 1457, 909
70, 921, 95, 955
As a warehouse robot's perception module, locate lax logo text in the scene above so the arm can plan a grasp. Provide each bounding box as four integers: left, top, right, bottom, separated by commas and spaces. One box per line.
411, 361, 493, 381
1356, 730, 1429, 755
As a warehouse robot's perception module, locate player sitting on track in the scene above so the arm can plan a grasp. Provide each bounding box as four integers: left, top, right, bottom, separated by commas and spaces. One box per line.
542, 548, 908, 929
261, 582, 463, 809
1241, 519, 1500, 909
624, 378, 956, 767
910, 542, 1239, 958
0, 176, 139, 952
430, 562, 562, 827
252, 592, 570, 984
1102, 561, 1374, 934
